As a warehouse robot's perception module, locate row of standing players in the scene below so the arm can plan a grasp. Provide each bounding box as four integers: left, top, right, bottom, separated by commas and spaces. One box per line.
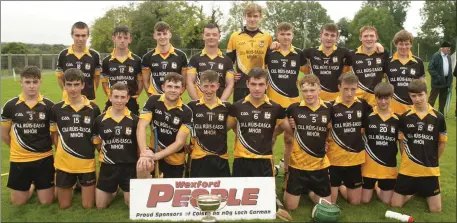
1, 17, 447, 213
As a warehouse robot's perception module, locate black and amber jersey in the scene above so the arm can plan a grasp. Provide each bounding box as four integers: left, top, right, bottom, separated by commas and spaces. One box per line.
286, 99, 332, 171
94, 107, 139, 164
327, 96, 371, 166
226, 27, 273, 89
187, 98, 231, 160
398, 105, 447, 177
140, 94, 192, 165
265, 46, 306, 108
385, 51, 425, 114
50, 97, 101, 173
141, 45, 188, 95
302, 45, 352, 101
56, 45, 102, 100
1, 94, 54, 162
351, 46, 389, 107
227, 95, 285, 159
361, 107, 400, 179
187, 49, 235, 98
101, 50, 142, 98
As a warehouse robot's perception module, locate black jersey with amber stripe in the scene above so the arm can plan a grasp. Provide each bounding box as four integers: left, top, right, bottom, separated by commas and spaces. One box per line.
398, 105, 447, 177
302, 45, 352, 101
228, 95, 285, 159
50, 97, 101, 173
286, 99, 332, 171
351, 46, 389, 94
385, 52, 425, 106
226, 27, 273, 89
187, 49, 235, 98
361, 107, 400, 179
187, 98, 231, 159
139, 94, 192, 165
1, 94, 54, 162
101, 50, 142, 97
265, 46, 306, 108
93, 107, 139, 164
56, 45, 102, 100
327, 96, 371, 166
141, 45, 188, 95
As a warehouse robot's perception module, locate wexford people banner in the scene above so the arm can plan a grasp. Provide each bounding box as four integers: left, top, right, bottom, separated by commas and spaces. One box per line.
130, 177, 277, 221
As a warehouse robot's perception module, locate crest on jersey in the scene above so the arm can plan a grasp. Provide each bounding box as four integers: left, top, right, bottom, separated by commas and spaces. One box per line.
332, 56, 338, 63
291, 60, 296, 67
125, 127, 132, 135
322, 115, 327, 123
265, 112, 271, 119
218, 114, 224, 121
410, 68, 416, 75
84, 116, 91, 124
39, 112, 46, 120
218, 63, 224, 70
418, 124, 423, 131
376, 58, 382, 64
172, 62, 177, 69
173, 117, 180, 125
259, 41, 265, 47
391, 126, 395, 134
428, 124, 434, 132
357, 111, 362, 118
85, 63, 91, 70
129, 66, 134, 73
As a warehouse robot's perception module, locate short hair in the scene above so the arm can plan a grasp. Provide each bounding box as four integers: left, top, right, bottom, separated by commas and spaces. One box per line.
408, 79, 427, 94
200, 70, 219, 83
277, 22, 293, 33
71, 21, 89, 35
163, 72, 184, 86
20, 66, 41, 79
203, 23, 220, 33
359, 25, 378, 37
374, 82, 394, 98
112, 25, 131, 36
298, 74, 320, 87
247, 67, 268, 81
154, 21, 171, 32
338, 71, 358, 85
110, 82, 129, 95
244, 3, 262, 16
321, 23, 339, 34
392, 30, 414, 45
63, 68, 85, 84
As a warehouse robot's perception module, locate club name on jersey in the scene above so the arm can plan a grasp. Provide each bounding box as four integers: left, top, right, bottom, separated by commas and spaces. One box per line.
103, 138, 133, 150
61, 126, 91, 138
194, 123, 225, 135
296, 124, 326, 137
152, 120, 178, 135
109, 75, 135, 81
367, 134, 396, 143
312, 64, 340, 75
333, 121, 361, 133
354, 67, 383, 78
14, 123, 46, 134
197, 70, 223, 78
268, 68, 297, 79
406, 133, 434, 145
240, 122, 271, 134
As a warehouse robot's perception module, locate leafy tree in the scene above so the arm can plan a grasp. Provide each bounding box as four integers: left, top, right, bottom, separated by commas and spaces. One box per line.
337, 17, 351, 47
363, 0, 410, 28
1, 42, 29, 54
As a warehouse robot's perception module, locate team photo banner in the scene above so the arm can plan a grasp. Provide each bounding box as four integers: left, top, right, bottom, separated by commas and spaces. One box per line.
130, 177, 277, 221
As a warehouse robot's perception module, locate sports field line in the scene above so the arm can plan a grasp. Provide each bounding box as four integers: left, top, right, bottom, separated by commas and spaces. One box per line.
1, 173, 9, 177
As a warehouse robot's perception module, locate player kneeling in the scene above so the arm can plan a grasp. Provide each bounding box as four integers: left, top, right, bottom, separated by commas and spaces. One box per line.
93, 83, 139, 208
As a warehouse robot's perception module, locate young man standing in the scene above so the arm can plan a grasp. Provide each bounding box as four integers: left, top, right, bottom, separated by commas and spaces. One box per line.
385, 30, 425, 115
136, 73, 192, 178
283, 74, 332, 210
56, 21, 102, 102
361, 82, 400, 204
187, 23, 235, 101
226, 3, 273, 103
327, 71, 371, 205
101, 26, 143, 115
50, 68, 101, 209
227, 67, 292, 177
391, 79, 447, 213
1, 66, 55, 205
142, 22, 188, 96
94, 83, 139, 208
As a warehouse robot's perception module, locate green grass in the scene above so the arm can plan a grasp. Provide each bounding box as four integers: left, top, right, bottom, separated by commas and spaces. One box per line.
1, 67, 456, 222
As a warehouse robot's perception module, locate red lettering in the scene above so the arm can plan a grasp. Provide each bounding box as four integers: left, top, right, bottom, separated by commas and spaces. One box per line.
146, 184, 173, 207
211, 189, 228, 201
241, 188, 259, 205
172, 189, 191, 207
227, 188, 241, 205
190, 189, 209, 207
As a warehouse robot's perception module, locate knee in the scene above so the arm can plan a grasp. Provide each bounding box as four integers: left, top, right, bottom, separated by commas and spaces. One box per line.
11, 198, 28, 206
429, 204, 441, 213
390, 201, 403, 208
39, 197, 54, 205
348, 199, 361, 206
83, 203, 94, 209
59, 203, 71, 209
361, 197, 371, 204
96, 203, 108, 209
285, 203, 298, 211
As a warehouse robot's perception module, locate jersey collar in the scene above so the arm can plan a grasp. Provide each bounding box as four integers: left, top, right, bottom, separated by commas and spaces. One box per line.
243, 94, 272, 108
273, 45, 298, 56
152, 44, 178, 57
16, 93, 45, 108
334, 96, 361, 108
62, 95, 92, 111
197, 97, 224, 110
406, 104, 437, 119
158, 94, 183, 110
355, 45, 377, 56
109, 49, 134, 63
369, 106, 398, 121
299, 98, 327, 112
391, 51, 417, 64
240, 26, 263, 35
102, 107, 132, 122
67, 45, 92, 57
318, 44, 337, 57
200, 48, 224, 60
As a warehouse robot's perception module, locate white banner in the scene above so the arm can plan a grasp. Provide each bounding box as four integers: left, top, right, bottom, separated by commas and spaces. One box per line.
130, 177, 277, 221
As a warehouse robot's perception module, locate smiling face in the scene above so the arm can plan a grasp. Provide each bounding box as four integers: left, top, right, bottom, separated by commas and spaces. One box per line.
202, 27, 220, 48
154, 29, 171, 47
245, 12, 262, 30
395, 41, 412, 57
320, 29, 338, 49
110, 89, 129, 110
162, 80, 184, 102
360, 29, 378, 49
300, 82, 320, 106
200, 79, 219, 101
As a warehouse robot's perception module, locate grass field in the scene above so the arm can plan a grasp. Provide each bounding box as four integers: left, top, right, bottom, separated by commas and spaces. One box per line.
1, 67, 456, 222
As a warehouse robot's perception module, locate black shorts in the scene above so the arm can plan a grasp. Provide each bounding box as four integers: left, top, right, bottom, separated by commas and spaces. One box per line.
190, 155, 230, 178
97, 163, 136, 193
329, 165, 362, 189
232, 158, 274, 177
157, 160, 184, 178
285, 166, 331, 197
362, 177, 396, 191
104, 97, 139, 115
7, 156, 55, 191
55, 169, 96, 188
394, 174, 440, 197
233, 88, 250, 103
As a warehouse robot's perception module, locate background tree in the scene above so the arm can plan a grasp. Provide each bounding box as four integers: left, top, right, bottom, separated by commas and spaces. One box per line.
362, 0, 410, 29
219, 1, 253, 50
337, 17, 351, 47
1, 42, 30, 54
